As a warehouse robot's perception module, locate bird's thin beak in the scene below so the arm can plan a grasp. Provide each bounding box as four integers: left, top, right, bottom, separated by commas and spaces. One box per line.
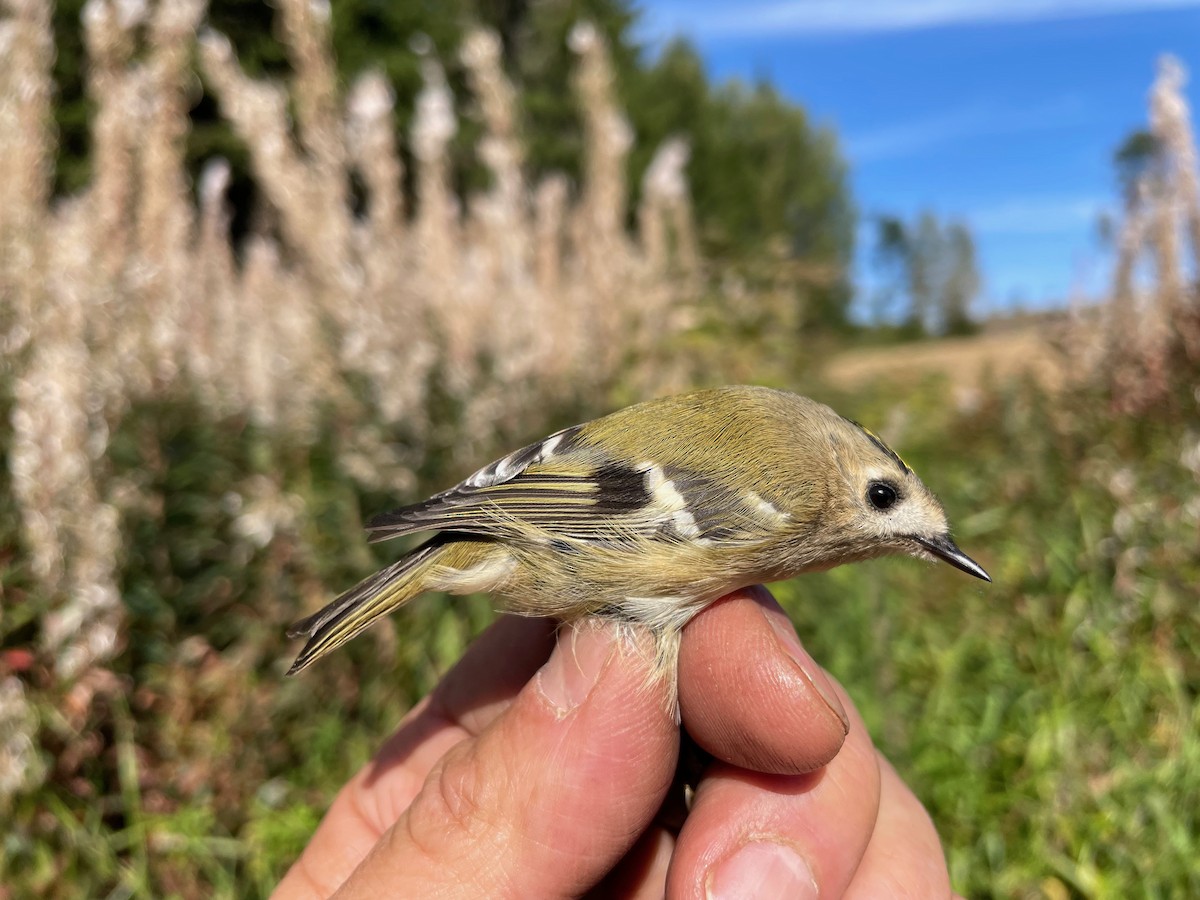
913, 534, 991, 582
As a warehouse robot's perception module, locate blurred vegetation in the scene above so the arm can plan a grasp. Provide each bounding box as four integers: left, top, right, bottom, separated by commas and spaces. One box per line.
4, 1, 1199, 898
4, 359, 1200, 897
779, 372, 1200, 898
870, 210, 983, 338
48, 0, 855, 331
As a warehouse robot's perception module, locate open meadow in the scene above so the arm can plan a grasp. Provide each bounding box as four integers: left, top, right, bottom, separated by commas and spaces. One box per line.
2, 2, 1199, 897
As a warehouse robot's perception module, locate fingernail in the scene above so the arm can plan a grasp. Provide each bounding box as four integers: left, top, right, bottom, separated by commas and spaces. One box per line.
536, 621, 614, 715
707, 841, 819, 900
766, 610, 849, 734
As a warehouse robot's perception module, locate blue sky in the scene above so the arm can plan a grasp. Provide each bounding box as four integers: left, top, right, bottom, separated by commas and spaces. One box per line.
636, 0, 1200, 315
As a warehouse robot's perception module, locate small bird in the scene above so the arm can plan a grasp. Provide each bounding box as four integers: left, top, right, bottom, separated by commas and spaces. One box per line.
287, 386, 989, 679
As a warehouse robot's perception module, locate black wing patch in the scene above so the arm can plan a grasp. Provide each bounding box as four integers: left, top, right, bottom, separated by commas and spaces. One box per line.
589, 462, 652, 513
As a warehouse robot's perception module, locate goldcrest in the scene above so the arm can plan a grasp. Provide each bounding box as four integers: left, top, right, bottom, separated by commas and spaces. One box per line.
287, 386, 989, 678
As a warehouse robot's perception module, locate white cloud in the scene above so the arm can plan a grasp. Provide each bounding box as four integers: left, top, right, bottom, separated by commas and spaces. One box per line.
856, 196, 1109, 241
965, 195, 1111, 234
651, 0, 1200, 39
846, 96, 1087, 162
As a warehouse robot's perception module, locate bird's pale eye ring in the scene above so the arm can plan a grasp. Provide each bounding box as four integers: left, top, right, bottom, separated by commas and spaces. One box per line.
867, 481, 899, 511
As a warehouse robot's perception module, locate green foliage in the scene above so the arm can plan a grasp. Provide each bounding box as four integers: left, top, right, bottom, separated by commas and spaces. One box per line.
777, 373, 1200, 898
868, 211, 982, 336
46, 0, 854, 325
4, 353, 1199, 895
628, 40, 855, 332
47, 0, 91, 195
1113, 128, 1164, 198
0, 384, 500, 897
697, 78, 850, 267
12, 4, 1192, 896
512, 0, 642, 178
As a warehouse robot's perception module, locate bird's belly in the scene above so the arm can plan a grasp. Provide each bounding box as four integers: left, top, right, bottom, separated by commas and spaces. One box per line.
496, 545, 752, 632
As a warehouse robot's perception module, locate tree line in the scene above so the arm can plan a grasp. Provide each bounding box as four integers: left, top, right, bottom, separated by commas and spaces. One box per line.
871, 212, 982, 338
48, 0, 986, 337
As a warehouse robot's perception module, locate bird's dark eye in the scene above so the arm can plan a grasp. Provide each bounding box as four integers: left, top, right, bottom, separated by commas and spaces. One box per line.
867, 482, 899, 511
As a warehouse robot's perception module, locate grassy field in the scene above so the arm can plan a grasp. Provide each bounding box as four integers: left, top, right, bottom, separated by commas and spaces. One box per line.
3, 361, 1198, 898
823, 323, 1073, 393
780, 372, 1200, 897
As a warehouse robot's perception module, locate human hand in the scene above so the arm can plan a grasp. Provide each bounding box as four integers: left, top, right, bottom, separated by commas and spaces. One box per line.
274, 586, 959, 898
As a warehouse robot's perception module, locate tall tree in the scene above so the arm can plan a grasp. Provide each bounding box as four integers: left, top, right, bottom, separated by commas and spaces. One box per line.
871, 210, 981, 336
511, 0, 643, 180
908, 211, 944, 332
1114, 129, 1165, 202
634, 68, 854, 331
870, 215, 911, 325
47, 0, 854, 324
942, 222, 981, 335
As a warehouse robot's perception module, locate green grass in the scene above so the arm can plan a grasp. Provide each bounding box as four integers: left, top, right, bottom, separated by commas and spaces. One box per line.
2, 374, 1198, 898
778, 380, 1200, 897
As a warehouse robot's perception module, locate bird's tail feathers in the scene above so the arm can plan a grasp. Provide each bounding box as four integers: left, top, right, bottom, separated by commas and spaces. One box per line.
286, 539, 444, 675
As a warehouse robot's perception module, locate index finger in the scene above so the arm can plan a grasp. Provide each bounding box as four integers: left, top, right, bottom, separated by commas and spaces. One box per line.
678, 586, 849, 774
276, 614, 556, 898
335, 620, 678, 898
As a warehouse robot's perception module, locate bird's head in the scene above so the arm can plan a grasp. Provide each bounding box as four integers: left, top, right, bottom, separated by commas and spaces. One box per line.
817, 418, 990, 582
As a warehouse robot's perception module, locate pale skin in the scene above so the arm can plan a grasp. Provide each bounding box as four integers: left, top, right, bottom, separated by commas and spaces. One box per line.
275, 586, 966, 899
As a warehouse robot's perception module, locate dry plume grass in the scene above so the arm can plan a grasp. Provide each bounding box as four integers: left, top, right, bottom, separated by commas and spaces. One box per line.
0, 0, 699, 799
826, 57, 1200, 417
1096, 55, 1200, 412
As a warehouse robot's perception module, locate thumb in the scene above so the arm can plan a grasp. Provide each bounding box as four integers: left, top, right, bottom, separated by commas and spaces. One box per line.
333, 621, 677, 899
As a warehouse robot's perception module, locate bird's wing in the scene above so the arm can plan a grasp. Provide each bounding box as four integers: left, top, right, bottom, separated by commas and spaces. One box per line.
365, 424, 779, 547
